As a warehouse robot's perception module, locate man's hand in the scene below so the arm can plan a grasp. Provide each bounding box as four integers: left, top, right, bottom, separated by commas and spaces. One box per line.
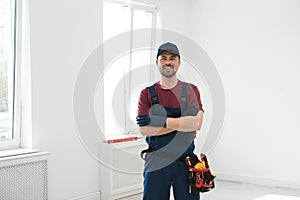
136, 104, 167, 127
136, 114, 167, 127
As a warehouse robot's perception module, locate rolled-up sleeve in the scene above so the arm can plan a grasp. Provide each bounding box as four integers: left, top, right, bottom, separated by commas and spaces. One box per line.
137, 88, 151, 115
187, 84, 204, 112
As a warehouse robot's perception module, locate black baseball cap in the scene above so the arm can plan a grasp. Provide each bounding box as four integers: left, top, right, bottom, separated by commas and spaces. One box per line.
156, 42, 180, 59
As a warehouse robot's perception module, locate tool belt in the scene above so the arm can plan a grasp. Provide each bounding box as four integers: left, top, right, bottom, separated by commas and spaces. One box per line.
185, 153, 216, 194
140, 147, 185, 161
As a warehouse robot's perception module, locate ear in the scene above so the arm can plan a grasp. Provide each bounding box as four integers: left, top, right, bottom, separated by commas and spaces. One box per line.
156, 59, 158, 65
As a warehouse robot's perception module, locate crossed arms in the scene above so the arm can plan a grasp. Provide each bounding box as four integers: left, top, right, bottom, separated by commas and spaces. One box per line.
137, 110, 204, 136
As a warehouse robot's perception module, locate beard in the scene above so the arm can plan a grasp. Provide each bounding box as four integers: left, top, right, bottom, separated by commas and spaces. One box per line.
159, 65, 177, 78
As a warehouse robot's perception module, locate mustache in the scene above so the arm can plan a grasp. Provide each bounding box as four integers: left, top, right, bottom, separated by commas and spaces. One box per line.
163, 64, 173, 67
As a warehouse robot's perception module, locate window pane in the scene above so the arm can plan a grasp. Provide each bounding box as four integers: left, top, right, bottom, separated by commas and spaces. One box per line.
132, 9, 153, 29
0, 0, 15, 142
104, 54, 130, 135
103, 2, 131, 41
103, 2, 155, 137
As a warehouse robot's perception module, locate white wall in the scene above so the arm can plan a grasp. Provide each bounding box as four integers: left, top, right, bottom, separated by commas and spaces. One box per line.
29, 0, 102, 199
159, 0, 190, 36
189, 0, 300, 187
27, 0, 193, 199
27, 0, 300, 199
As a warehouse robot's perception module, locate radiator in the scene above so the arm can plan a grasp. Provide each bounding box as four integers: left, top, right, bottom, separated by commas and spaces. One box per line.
0, 151, 50, 200
99, 139, 146, 200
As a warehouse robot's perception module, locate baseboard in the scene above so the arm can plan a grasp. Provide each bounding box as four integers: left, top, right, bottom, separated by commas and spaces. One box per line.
68, 192, 101, 200
216, 173, 300, 189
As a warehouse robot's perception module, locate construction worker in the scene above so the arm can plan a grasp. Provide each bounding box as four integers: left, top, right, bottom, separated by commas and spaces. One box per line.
136, 42, 204, 200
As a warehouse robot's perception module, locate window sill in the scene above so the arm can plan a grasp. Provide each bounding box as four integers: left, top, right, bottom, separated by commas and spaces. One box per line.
0, 148, 51, 167
103, 135, 146, 149
0, 148, 42, 159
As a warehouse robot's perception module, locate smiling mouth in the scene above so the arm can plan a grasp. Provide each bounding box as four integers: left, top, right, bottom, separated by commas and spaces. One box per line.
163, 65, 173, 70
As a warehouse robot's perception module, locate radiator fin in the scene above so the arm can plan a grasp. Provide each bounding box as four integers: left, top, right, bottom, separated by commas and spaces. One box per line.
0, 160, 48, 200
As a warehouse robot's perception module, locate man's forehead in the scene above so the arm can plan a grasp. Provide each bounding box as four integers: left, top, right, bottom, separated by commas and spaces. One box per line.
159, 51, 178, 57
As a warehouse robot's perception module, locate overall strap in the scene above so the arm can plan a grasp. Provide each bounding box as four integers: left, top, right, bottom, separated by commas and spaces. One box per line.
180, 82, 188, 111
149, 83, 187, 108
140, 85, 158, 161
149, 85, 159, 105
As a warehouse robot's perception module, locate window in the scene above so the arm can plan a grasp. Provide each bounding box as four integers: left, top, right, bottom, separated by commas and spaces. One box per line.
0, 0, 19, 149
103, 1, 157, 138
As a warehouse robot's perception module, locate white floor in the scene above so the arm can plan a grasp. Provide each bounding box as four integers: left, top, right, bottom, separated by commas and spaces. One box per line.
117, 180, 300, 200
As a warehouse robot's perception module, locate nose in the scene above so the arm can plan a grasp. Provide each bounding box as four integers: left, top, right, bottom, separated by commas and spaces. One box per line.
165, 59, 171, 65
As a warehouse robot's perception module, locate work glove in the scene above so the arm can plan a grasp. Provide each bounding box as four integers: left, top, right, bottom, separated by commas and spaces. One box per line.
136, 114, 167, 127
136, 104, 167, 127
182, 106, 199, 116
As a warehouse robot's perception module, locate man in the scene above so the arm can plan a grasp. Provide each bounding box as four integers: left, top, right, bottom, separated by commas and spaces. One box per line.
136, 42, 204, 200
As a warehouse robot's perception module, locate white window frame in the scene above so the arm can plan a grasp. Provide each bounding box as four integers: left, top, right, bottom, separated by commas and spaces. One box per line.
0, 0, 29, 150
0, 0, 18, 150
103, 1, 157, 138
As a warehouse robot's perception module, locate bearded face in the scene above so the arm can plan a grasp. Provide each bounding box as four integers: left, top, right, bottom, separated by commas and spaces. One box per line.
156, 52, 181, 78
